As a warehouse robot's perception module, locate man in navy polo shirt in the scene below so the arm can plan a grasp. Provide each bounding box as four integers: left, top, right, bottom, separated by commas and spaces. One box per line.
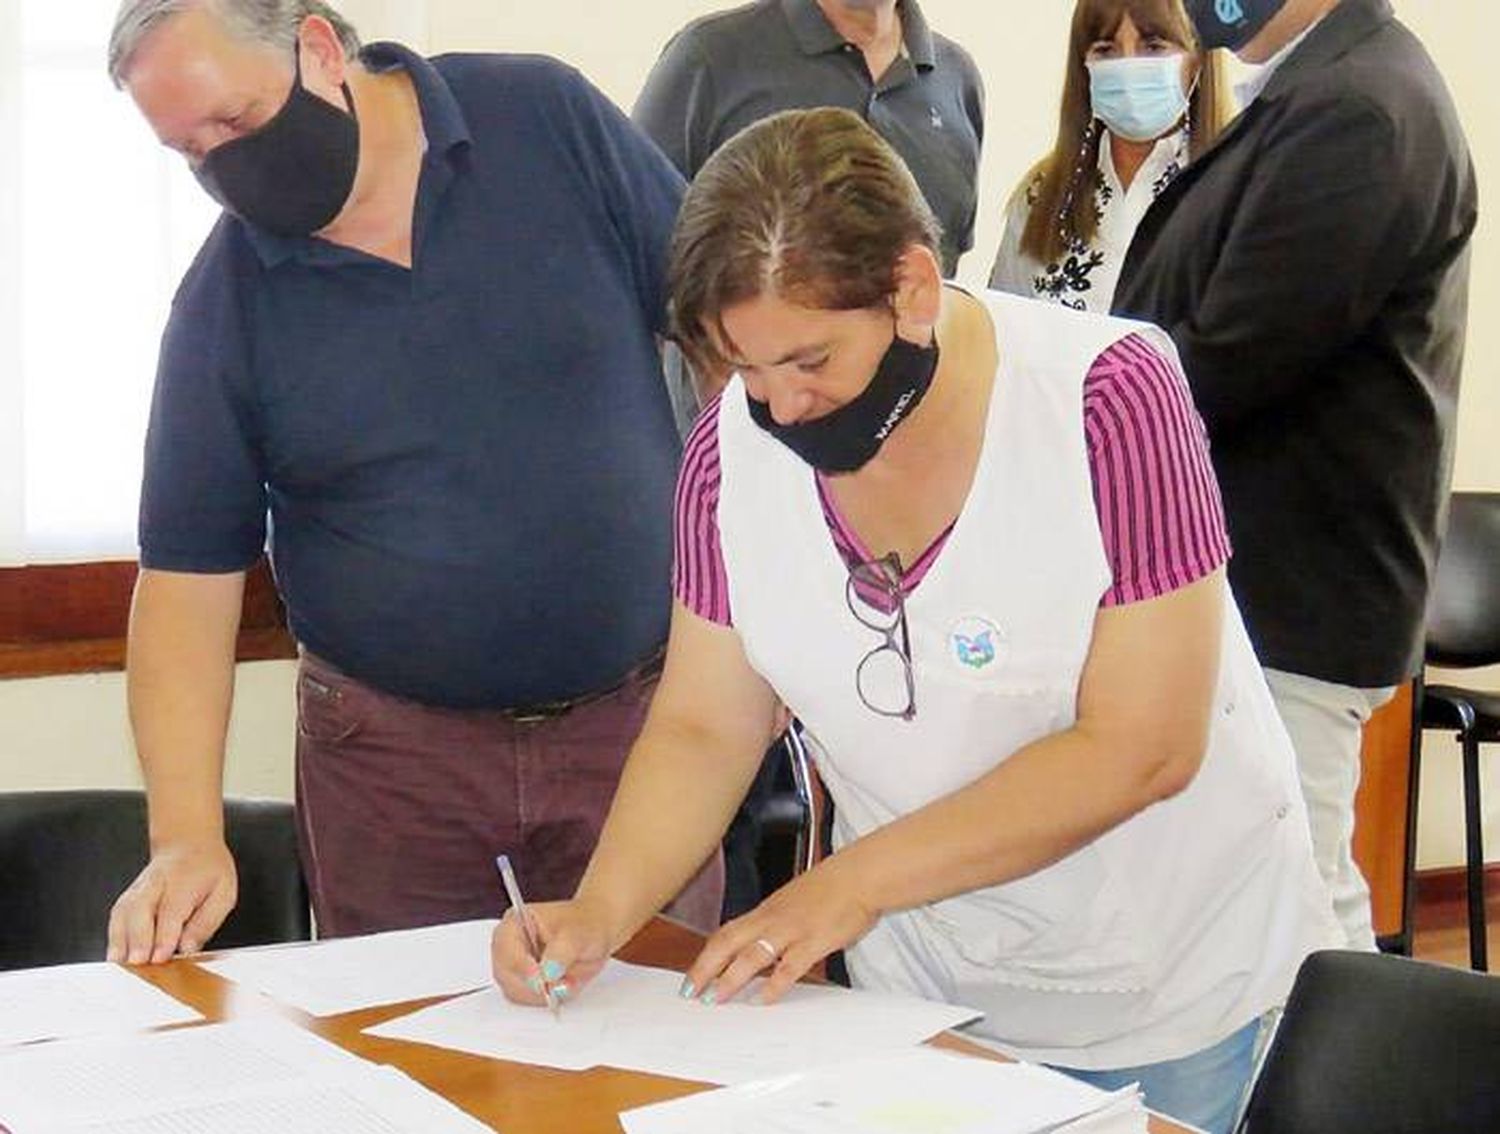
103, 0, 721, 962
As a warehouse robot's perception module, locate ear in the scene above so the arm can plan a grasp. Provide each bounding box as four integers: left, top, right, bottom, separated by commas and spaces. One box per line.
297, 14, 350, 94
890, 244, 943, 344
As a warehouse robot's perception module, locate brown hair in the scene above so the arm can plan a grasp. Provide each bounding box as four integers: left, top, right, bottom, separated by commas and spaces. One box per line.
668, 107, 940, 372
1019, 0, 1230, 265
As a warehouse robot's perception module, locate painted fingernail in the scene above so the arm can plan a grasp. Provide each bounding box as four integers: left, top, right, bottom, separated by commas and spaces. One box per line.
541, 959, 564, 982
526, 975, 544, 994
678, 977, 696, 1000
700, 988, 717, 1006
553, 982, 571, 1000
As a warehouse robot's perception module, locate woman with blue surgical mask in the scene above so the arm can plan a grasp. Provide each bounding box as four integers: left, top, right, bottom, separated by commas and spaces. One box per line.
990, 0, 1228, 312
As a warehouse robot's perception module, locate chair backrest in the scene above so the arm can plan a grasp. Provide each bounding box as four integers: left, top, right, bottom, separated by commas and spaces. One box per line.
1425, 491, 1500, 667
1240, 950, 1500, 1134
0, 789, 310, 971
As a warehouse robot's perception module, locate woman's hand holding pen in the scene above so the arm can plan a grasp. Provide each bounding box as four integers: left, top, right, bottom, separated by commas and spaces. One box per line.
492, 859, 878, 1012
683, 856, 878, 1008
490, 897, 614, 1007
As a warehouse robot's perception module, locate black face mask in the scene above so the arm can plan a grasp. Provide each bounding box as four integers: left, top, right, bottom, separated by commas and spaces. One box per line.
1183, 0, 1287, 51
194, 48, 360, 237
746, 329, 939, 475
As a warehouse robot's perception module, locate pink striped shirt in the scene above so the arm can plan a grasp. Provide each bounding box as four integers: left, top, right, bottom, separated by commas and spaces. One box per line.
672, 332, 1230, 622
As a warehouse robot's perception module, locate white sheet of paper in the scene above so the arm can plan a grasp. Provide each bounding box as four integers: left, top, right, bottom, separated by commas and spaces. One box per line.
199, 918, 497, 1016
0, 1019, 363, 1128
0, 1019, 491, 1134
0, 962, 200, 1047
11, 1067, 493, 1134
367, 960, 981, 1085
618, 1048, 1148, 1134
368, 980, 603, 1072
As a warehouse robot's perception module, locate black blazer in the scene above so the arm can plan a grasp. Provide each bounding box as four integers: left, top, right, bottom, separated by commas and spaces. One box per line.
1116, 0, 1477, 687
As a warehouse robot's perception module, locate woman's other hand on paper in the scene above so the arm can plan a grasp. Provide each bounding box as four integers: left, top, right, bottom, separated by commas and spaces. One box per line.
683, 856, 878, 1007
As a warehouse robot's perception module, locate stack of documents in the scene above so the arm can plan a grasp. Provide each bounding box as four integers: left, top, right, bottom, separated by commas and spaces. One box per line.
618, 1047, 1149, 1133
368, 959, 982, 1085
0, 1018, 492, 1134
199, 918, 498, 1015
0, 962, 201, 1047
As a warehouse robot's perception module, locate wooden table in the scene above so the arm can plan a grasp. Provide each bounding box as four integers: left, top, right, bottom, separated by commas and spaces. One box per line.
132, 918, 1193, 1133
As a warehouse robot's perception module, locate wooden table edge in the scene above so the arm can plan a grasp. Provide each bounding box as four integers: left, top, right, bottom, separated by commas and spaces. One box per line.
117, 916, 1193, 1133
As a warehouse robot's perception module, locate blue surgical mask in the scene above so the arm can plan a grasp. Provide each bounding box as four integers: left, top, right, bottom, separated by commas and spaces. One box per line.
1087, 54, 1190, 143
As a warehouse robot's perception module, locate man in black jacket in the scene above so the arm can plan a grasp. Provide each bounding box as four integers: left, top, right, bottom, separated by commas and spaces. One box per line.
1115, 0, 1476, 950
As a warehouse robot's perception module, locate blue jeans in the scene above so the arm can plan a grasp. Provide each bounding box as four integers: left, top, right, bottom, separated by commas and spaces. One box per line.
1051, 1016, 1263, 1134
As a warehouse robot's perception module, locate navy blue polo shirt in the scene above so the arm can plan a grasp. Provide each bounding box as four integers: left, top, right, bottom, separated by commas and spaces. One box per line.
139, 44, 686, 709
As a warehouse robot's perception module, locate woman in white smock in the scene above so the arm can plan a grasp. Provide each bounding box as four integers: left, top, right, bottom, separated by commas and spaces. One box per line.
491, 108, 1337, 1134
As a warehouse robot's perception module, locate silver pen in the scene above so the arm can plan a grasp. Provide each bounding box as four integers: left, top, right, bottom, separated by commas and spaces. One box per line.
495, 854, 561, 1019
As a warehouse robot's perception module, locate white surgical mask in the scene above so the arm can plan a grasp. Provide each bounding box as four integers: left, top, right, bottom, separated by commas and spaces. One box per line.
1087, 53, 1190, 142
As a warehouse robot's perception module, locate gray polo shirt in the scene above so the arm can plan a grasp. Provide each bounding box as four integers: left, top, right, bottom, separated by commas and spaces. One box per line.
634, 0, 984, 275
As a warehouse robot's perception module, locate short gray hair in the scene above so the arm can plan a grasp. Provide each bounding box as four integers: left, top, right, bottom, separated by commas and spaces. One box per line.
108, 0, 362, 87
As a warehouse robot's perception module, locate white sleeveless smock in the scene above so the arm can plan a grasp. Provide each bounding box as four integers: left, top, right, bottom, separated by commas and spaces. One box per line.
714, 293, 1339, 1068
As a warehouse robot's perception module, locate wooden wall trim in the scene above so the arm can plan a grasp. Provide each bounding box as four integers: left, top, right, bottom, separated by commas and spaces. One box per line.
0, 558, 294, 679
1415, 863, 1500, 905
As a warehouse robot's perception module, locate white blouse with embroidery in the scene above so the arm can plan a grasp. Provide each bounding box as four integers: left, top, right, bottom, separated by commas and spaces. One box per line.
988, 128, 1188, 313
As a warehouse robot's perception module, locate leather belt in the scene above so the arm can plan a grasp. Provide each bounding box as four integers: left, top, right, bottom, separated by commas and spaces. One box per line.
498, 647, 666, 724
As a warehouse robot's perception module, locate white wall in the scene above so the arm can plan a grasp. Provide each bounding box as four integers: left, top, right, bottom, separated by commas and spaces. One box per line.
0, 2, 23, 564
0, 661, 296, 800
3, 0, 1495, 868
1397, 2, 1500, 864
365, 2, 1500, 474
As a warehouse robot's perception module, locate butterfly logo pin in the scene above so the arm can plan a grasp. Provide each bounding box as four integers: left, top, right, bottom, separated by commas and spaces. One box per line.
949, 616, 1003, 671
954, 630, 995, 668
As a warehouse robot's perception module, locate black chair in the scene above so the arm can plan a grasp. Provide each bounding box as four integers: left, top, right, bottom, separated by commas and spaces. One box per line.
1240, 950, 1500, 1134
764, 725, 818, 884
0, 789, 310, 970
1415, 491, 1500, 972
726, 724, 820, 920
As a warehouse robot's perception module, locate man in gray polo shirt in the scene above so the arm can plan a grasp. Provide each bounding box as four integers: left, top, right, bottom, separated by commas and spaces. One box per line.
634, 0, 984, 277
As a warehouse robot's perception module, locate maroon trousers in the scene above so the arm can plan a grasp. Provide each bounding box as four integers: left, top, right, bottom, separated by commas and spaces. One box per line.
294, 652, 723, 938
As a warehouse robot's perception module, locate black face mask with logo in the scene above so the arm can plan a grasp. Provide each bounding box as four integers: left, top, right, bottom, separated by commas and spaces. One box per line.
193, 48, 360, 237
1183, 0, 1288, 51
746, 330, 939, 475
